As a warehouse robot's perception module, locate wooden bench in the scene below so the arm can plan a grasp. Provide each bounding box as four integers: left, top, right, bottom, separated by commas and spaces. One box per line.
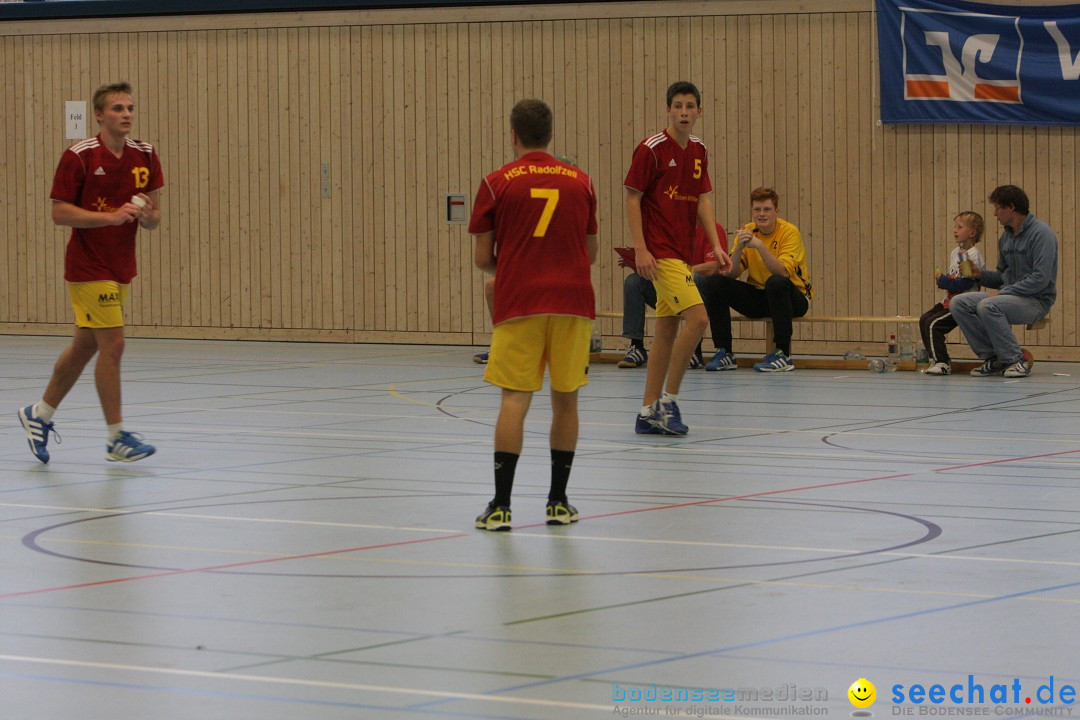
592, 311, 1050, 370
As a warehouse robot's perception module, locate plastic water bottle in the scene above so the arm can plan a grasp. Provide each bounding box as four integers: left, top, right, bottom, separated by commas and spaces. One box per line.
898, 324, 914, 362
887, 333, 899, 362
590, 324, 602, 353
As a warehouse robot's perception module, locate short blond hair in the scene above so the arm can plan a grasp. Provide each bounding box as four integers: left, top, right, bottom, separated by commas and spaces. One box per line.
955, 211, 985, 245
92, 82, 133, 113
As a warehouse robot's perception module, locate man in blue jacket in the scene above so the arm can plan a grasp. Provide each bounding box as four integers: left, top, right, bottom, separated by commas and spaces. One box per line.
950, 185, 1057, 378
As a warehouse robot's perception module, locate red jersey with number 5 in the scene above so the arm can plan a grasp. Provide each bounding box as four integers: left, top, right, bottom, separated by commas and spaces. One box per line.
469, 151, 597, 325
623, 129, 712, 264
50, 135, 165, 283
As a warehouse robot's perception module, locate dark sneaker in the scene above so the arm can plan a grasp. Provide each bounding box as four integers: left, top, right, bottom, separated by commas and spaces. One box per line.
18, 405, 59, 464
753, 349, 794, 372
475, 502, 511, 531
106, 431, 156, 462
545, 500, 579, 526
617, 346, 647, 368
634, 401, 684, 435
970, 357, 1006, 377
1003, 358, 1031, 378
688, 352, 705, 370
705, 348, 737, 371
473, 351, 489, 364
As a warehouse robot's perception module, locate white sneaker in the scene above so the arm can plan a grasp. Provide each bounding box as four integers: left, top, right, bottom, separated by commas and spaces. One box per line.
1003, 358, 1032, 378
924, 362, 951, 376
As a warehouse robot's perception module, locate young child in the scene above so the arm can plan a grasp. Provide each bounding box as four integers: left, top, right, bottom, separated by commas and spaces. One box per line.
920, 211, 985, 375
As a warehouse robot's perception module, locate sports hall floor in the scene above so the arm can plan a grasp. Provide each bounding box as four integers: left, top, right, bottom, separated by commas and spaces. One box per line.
2, 335, 1079, 720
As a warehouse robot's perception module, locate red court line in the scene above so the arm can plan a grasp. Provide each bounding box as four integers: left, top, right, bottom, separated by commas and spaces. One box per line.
0, 532, 467, 600
934, 447, 1080, 472
571, 472, 914, 524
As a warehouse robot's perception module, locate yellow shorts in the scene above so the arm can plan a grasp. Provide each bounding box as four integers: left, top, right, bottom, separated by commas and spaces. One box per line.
484, 315, 591, 393
653, 258, 703, 318
68, 281, 129, 329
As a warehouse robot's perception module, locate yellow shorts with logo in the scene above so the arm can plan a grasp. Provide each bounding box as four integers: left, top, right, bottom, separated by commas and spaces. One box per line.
485, 315, 591, 393
68, 281, 130, 329
653, 258, 703, 317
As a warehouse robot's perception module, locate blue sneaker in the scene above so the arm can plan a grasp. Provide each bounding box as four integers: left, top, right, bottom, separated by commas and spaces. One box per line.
634, 401, 688, 436
617, 346, 647, 368
970, 357, 1006, 377
705, 348, 737, 371
106, 431, 156, 462
18, 405, 59, 464
753, 349, 794, 372
473, 351, 489, 364
660, 398, 689, 434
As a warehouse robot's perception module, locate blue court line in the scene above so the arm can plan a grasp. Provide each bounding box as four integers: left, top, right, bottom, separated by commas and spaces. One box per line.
0, 670, 544, 720
408, 575, 1080, 710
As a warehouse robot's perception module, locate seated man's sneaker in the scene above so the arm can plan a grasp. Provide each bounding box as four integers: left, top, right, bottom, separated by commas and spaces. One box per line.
925, 362, 951, 376
475, 503, 511, 531
617, 346, 647, 368
753, 349, 794, 372
106, 431, 156, 462
545, 500, 579, 525
970, 357, 1006, 377
705, 348, 736, 371
472, 351, 489, 364
1003, 358, 1032, 378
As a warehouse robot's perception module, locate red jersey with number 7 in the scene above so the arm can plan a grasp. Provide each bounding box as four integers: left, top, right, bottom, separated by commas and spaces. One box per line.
50, 135, 165, 284
623, 129, 712, 264
469, 151, 597, 325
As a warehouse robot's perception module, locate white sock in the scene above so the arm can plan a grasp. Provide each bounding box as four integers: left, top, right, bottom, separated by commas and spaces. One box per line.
35, 400, 57, 422
640, 404, 653, 417
107, 423, 124, 441
662, 391, 678, 403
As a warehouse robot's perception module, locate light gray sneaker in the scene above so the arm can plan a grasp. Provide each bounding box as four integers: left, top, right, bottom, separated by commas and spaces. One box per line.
924, 361, 951, 376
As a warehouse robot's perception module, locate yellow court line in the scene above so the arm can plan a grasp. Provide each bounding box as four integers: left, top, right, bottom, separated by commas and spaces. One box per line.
0, 654, 613, 712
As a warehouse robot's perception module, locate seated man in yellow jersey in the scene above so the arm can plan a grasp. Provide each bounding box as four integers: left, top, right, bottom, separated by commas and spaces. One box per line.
700, 187, 813, 372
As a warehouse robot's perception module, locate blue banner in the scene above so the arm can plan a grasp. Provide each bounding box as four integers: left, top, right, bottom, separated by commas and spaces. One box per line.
877, 0, 1080, 125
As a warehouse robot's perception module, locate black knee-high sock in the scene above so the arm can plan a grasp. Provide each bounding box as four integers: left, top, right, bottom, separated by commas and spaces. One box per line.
549, 449, 575, 503
493, 451, 519, 507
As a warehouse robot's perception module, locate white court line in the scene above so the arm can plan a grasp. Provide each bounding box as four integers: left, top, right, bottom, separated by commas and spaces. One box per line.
0, 654, 613, 712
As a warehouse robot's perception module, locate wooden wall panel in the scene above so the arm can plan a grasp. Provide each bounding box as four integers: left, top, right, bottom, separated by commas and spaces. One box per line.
0, 1, 1076, 359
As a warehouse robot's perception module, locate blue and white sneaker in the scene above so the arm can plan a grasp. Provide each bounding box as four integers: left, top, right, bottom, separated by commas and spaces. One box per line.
473, 351, 489, 364
18, 405, 59, 464
106, 431, 156, 462
753, 349, 794, 372
660, 398, 689, 434
970, 357, 1006, 377
617, 346, 647, 368
634, 400, 688, 436
705, 348, 737, 371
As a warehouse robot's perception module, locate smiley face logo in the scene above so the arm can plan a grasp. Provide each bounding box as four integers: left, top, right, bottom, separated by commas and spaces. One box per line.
848, 678, 876, 709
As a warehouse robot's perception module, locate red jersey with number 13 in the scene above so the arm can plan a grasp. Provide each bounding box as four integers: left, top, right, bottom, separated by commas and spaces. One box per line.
469, 151, 597, 325
623, 130, 712, 264
50, 135, 165, 284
